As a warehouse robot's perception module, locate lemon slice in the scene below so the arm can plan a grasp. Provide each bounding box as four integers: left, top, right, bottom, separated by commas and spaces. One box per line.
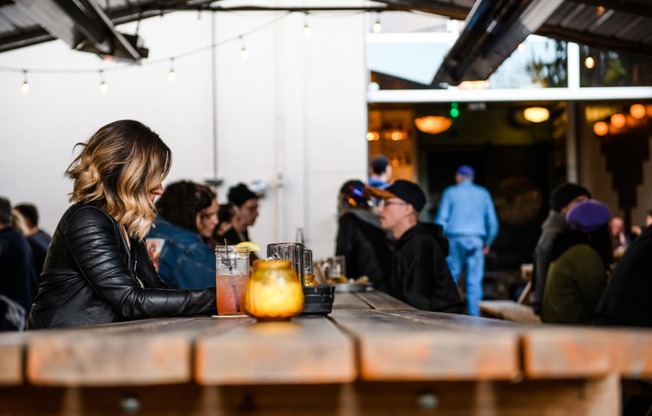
236, 241, 261, 252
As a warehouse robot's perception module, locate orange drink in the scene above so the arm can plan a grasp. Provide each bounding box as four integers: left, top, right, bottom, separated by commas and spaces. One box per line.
215, 246, 250, 315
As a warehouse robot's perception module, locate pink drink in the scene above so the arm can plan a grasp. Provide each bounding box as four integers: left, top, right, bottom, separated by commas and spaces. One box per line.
216, 273, 249, 315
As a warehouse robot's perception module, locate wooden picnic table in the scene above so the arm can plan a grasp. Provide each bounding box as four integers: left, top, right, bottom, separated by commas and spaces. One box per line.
0, 288, 650, 415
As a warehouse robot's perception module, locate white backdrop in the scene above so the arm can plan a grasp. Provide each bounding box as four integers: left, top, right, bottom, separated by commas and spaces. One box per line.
0, 1, 369, 260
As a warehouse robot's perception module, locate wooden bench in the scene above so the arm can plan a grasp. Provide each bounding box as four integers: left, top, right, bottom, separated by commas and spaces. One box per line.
478, 300, 542, 324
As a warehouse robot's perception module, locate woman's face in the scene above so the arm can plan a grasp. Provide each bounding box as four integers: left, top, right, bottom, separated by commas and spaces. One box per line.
196, 198, 219, 239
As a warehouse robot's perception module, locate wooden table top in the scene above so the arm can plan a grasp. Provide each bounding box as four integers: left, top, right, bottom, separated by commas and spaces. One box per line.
1, 289, 651, 388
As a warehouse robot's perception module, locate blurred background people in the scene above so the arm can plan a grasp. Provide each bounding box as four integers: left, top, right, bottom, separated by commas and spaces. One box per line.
434, 165, 499, 316
532, 183, 591, 315
593, 215, 652, 328
334, 179, 391, 290
0, 196, 37, 314
213, 202, 242, 245
630, 209, 652, 238
609, 215, 632, 260
147, 181, 218, 289
14, 203, 51, 277
227, 183, 259, 244
227, 183, 260, 264
368, 154, 392, 189
27, 120, 216, 330
370, 180, 463, 313
541, 200, 612, 325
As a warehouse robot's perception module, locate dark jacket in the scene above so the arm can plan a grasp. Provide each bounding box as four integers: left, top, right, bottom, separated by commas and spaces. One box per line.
389, 223, 463, 313
0, 226, 37, 312
593, 225, 652, 327
26, 204, 216, 330
335, 209, 392, 289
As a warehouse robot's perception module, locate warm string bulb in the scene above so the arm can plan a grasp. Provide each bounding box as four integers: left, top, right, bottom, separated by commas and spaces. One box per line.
99, 70, 108, 95
240, 36, 249, 60
168, 58, 176, 82
21, 69, 29, 94
372, 13, 382, 33
303, 13, 311, 37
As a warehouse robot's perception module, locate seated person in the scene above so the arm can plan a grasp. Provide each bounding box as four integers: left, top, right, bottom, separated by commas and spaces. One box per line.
213, 202, 243, 245
146, 181, 219, 289
335, 179, 391, 290
541, 200, 612, 325
14, 203, 52, 277
368, 180, 463, 313
594, 214, 652, 328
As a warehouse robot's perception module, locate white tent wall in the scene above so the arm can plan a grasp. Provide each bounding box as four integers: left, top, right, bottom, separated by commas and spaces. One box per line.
0, 3, 368, 260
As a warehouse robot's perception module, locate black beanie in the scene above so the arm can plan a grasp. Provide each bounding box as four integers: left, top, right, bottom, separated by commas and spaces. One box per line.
550, 183, 591, 212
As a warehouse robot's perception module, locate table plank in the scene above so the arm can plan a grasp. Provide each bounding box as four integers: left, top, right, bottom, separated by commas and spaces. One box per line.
0, 377, 621, 416
195, 316, 355, 385
523, 327, 652, 379
0, 332, 31, 385
330, 309, 521, 381
333, 291, 370, 310
26, 317, 250, 387
354, 289, 415, 310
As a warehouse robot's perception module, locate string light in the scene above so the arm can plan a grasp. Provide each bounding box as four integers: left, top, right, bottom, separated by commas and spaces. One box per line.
303, 12, 311, 37
372, 13, 382, 33
21, 70, 29, 94
167, 58, 176, 82
99, 70, 108, 95
239, 36, 249, 60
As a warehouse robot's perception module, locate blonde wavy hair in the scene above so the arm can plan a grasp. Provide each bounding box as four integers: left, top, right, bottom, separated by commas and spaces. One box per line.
66, 120, 172, 240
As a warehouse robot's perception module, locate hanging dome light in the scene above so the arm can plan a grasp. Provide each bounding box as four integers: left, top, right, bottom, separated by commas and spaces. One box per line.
523, 107, 549, 123
630, 104, 646, 120
610, 113, 626, 129
414, 116, 453, 135
593, 121, 609, 136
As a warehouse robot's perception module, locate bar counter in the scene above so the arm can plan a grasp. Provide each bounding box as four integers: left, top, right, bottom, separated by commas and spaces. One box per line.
1, 289, 650, 415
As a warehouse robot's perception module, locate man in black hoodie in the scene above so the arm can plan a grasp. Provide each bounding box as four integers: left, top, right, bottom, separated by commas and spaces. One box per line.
369, 180, 464, 313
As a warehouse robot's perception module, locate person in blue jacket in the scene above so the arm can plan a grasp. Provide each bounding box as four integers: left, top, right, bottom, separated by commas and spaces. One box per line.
435, 165, 499, 316
146, 181, 219, 289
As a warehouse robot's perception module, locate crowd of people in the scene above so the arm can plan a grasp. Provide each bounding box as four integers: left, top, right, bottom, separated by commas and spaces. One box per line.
0, 120, 650, 331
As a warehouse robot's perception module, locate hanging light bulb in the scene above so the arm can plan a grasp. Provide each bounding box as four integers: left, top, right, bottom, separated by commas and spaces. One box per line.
167, 58, 176, 82
303, 12, 311, 37
372, 13, 382, 33
21, 69, 30, 94
99, 70, 108, 95
240, 36, 249, 60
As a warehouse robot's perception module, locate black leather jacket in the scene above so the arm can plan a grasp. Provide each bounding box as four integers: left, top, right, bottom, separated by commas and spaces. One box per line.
27, 203, 216, 329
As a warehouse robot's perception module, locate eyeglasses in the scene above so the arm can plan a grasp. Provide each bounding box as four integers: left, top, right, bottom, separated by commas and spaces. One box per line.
379, 199, 407, 208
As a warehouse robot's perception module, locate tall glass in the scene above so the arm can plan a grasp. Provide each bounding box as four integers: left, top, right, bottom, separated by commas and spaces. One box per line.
215, 246, 250, 315
267, 242, 305, 286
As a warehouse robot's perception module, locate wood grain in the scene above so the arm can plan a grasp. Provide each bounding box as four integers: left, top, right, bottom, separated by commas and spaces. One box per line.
330, 310, 521, 381
195, 316, 355, 385
523, 326, 652, 378
26, 317, 249, 386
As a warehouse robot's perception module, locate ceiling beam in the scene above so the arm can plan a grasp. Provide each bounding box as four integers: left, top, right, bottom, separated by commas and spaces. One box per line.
432, 0, 564, 85
13, 0, 147, 61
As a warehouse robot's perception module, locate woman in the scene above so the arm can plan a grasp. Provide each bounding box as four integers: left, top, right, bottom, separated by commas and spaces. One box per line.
146, 181, 218, 289
26, 120, 216, 329
542, 199, 612, 325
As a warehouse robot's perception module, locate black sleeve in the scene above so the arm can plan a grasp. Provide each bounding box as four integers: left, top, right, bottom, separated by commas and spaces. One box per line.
66, 207, 216, 319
